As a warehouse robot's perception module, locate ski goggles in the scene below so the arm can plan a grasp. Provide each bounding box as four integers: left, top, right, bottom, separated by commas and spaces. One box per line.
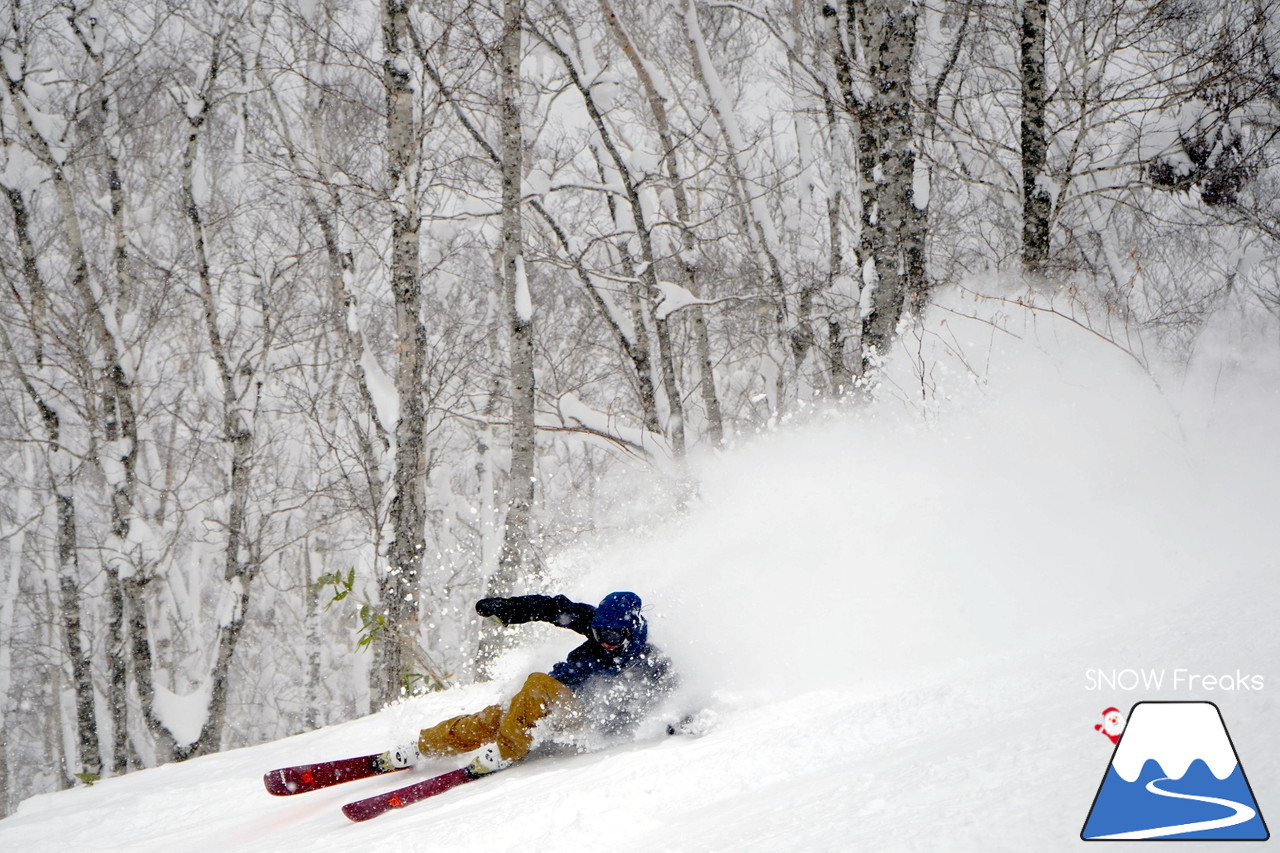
592, 627, 631, 648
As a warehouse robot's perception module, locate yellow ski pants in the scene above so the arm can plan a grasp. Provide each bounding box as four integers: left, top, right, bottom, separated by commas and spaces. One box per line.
416, 672, 578, 762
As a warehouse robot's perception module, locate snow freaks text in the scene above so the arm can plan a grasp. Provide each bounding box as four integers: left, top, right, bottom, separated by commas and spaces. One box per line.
1084, 669, 1265, 692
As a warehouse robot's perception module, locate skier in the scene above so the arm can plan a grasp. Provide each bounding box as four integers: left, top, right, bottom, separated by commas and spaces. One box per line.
377, 591, 676, 778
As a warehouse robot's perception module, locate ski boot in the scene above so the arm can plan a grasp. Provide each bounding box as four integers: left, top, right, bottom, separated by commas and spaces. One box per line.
464, 745, 512, 778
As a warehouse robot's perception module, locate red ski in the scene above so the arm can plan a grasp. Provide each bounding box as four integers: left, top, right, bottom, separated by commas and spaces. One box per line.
341, 767, 484, 822
262, 753, 405, 796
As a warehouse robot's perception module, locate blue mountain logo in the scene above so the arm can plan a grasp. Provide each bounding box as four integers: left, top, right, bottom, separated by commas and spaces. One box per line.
1082, 701, 1268, 840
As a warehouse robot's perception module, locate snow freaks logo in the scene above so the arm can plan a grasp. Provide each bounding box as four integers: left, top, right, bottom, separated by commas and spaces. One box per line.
1081, 702, 1270, 841
1084, 668, 1264, 692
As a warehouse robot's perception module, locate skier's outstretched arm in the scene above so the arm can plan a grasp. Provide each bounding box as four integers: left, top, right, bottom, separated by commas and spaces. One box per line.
475, 594, 596, 635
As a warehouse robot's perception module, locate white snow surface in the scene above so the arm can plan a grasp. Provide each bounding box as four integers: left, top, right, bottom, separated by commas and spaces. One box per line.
2, 296, 1277, 851
151, 683, 215, 749
514, 255, 532, 323
1111, 703, 1239, 783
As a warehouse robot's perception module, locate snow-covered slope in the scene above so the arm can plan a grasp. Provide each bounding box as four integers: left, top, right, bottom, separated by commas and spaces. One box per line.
2, 298, 1276, 851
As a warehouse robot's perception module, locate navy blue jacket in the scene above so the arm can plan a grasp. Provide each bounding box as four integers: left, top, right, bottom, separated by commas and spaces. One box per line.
477, 592, 676, 733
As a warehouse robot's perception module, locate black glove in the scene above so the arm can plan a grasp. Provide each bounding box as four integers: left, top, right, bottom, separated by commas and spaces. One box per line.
475, 597, 513, 624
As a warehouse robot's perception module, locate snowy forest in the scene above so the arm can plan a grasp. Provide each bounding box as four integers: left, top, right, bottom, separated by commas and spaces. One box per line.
0, 0, 1277, 815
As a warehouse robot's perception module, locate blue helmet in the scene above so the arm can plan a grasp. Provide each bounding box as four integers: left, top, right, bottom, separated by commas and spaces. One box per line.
589, 591, 647, 651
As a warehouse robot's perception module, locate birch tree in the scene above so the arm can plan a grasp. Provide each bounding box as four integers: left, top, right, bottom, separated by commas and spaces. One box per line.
494, 0, 537, 591
826, 0, 922, 374
1020, 0, 1051, 277
373, 0, 430, 707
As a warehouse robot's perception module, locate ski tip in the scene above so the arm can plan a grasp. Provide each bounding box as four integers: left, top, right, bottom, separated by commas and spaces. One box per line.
263, 765, 328, 796
340, 767, 476, 822
341, 800, 386, 822
263, 769, 297, 796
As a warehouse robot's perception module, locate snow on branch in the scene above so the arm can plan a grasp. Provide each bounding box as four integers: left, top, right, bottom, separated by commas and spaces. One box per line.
551, 393, 670, 461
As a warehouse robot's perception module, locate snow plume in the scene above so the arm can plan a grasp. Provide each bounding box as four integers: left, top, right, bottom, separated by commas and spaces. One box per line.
549, 286, 1278, 711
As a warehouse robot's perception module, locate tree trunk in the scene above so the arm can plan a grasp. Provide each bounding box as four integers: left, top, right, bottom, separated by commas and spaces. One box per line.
496, 0, 537, 581
104, 567, 129, 772
1020, 0, 1052, 278
55, 494, 101, 779
480, 0, 537, 675
378, 0, 428, 706
0, 709, 8, 816
828, 0, 920, 376
826, 185, 855, 392
0, 464, 25, 813
188, 423, 254, 757
303, 542, 321, 732
179, 43, 267, 755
